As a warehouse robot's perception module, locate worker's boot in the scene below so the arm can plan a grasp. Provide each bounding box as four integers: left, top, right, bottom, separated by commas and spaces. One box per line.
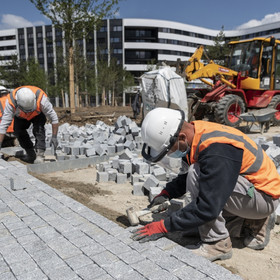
187, 236, 232, 261
243, 212, 276, 250
21, 149, 36, 163
34, 150, 45, 164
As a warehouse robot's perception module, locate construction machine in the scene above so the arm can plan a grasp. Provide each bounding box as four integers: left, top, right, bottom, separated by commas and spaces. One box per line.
180, 36, 280, 126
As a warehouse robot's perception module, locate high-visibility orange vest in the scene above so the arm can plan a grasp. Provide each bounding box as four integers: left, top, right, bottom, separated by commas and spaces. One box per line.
8, 86, 47, 121
0, 95, 14, 133
188, 121, 280, 199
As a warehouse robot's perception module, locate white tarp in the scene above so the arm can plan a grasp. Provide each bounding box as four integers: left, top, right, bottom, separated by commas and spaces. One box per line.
140, 67, 188, 118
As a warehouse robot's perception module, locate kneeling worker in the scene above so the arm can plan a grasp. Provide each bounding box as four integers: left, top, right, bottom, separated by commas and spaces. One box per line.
132, 107, 280, 261
0, 86, 59, 163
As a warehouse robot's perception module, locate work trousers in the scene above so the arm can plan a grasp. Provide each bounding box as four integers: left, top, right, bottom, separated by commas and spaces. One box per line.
187, 163, 280, 242
14, 113, 46, 152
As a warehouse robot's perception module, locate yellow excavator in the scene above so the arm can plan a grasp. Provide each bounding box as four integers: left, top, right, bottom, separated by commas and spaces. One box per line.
179, 36, 280, 126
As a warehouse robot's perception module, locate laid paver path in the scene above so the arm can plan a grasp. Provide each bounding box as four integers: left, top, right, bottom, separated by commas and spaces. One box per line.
0, 159, 242, 280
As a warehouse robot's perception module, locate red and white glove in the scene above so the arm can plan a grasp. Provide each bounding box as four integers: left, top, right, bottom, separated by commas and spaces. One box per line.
131, 220, 168, 243
148, 189, 170, 208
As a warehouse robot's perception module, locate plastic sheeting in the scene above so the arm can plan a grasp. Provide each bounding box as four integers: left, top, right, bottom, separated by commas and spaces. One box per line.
140, 67, 188, 119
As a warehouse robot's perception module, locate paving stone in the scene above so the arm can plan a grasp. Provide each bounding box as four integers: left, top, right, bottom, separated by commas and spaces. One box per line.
119, 160, 132, 174
104, 260, 134, 279
65, 254, 94, 270
16, 268, 48, 280
76, 264, 107, 280
9, 258, 39, 277
116, 173, 127, 184
97, 171, 109, 182
135, 162, 149, 175
143, 175, 159, 191
47, 236, 82, 259
152, 166, 167, 181
133, 182, 145, 196
46, 264, 80, 280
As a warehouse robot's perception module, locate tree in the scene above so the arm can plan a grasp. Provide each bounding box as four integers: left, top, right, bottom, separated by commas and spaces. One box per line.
0, 56, 48, 90
29, 0, 121, 114
205, 26, 230, 66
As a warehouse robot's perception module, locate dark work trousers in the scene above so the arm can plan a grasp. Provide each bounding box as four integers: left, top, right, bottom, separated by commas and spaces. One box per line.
13, 113, 46, 152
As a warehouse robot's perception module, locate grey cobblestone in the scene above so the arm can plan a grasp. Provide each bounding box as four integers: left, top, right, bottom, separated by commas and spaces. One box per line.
0, 158, 242, 280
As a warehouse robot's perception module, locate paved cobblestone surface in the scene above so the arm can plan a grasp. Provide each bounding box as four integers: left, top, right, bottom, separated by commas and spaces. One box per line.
0, 159, 243, 279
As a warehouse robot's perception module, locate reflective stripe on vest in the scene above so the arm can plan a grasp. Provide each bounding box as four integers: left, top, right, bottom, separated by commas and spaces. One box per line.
194, 130, 264, 175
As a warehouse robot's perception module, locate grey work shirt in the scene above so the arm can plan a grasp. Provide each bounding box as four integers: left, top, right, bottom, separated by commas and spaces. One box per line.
0, 95, 59, 134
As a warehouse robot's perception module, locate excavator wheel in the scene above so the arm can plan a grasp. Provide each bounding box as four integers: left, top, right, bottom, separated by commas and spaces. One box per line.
215, 94, 245, 127
268, 95, 280, 125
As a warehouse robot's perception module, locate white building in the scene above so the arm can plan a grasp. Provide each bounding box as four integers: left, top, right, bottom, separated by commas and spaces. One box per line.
0, 18, 279, 79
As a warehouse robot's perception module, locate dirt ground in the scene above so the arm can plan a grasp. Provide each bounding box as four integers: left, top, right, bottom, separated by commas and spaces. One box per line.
20, 106, 280, 280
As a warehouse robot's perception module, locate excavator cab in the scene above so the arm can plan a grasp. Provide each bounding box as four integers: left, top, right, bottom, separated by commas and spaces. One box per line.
228, 37, 278, 90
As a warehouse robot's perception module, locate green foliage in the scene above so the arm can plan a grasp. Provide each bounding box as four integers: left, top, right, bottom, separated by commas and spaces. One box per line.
0, 56, 48, 90
29, 0, 120, 45
205, 26, 230, 66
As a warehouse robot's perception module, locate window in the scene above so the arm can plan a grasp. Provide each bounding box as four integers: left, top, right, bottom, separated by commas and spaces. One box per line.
110, 37, 121, 43
113, 26, 122, 32
37, 32, 42, 38
28, 33, 33, 39
113, 48, 122, 54
100, 26, 107, 32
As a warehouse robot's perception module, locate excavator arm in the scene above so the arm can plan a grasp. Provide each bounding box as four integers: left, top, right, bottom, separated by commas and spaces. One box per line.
185, 46, 239, 89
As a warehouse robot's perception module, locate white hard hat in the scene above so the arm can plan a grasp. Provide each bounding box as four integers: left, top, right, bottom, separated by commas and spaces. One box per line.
0, 86, 9, 96
141, 108, 185, 162
16, 87, 36, 112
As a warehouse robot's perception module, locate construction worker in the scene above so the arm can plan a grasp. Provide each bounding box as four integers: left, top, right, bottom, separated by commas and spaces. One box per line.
0, 86, 14, 134
132, 107, 280, 261
0, 86, 59, 163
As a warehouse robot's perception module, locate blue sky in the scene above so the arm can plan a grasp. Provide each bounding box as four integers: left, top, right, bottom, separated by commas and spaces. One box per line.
0, 0, 280, 31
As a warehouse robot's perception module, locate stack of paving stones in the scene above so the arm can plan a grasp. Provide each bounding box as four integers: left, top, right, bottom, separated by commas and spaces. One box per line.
96, 148, 182, 202
0, 159, 242, 279
41, 116, 143, 161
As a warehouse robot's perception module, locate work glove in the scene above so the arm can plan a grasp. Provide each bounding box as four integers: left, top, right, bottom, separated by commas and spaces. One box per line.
51, 135, 58, 152
131, 220, 168, 243
148, 189, 170, 208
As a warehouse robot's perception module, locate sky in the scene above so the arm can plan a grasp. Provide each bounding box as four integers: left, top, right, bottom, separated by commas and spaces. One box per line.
0, 0, 280, 31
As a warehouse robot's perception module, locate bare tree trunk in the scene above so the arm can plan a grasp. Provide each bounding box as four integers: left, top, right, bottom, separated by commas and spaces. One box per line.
112, 85, 115, 106
69, 46, 75, 114
76, 83, 80, 107
61, 89, 65, 108
102, 87, 106, 106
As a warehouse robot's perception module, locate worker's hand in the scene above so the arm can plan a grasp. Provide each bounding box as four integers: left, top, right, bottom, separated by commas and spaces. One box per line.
51, 135, 58, 151
131, 220, 168, 243
148, 189, 170, 208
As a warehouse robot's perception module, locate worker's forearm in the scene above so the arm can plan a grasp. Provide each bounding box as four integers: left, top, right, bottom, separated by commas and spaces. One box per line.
52, 123, 59, 136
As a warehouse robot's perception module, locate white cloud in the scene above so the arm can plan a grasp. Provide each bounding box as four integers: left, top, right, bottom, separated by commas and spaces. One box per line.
0, 14, 46, 29
236, 12, 280, 29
